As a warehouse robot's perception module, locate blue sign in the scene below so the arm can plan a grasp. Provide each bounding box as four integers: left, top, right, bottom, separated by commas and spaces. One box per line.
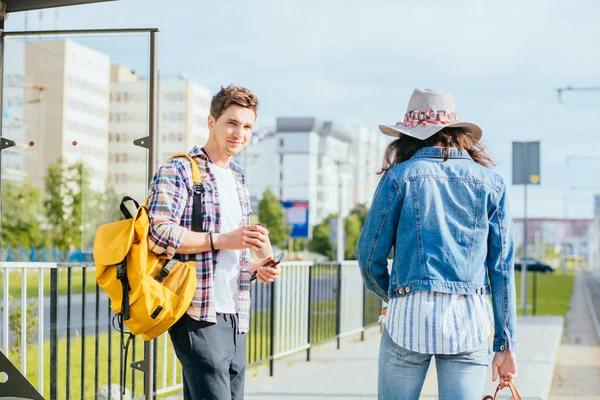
281, 201, 309, 238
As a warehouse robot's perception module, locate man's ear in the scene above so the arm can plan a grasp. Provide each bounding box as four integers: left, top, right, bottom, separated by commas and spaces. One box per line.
207, 114, 216, 131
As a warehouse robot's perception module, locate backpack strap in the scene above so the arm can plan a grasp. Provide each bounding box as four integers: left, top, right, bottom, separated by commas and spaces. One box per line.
169, 153, 205, 233
169, 153, 202, 185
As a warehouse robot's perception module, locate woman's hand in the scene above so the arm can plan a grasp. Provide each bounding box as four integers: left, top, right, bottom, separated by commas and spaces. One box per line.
492, 350, 517, 389
251, 256, 281, 284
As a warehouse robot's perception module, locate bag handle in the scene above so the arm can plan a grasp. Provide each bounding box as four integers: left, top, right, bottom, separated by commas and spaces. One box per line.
482, 382, 521, 400
120, 196, 140, 219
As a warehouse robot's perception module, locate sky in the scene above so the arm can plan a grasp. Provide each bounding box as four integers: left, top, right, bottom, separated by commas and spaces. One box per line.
5, 0, 600, 219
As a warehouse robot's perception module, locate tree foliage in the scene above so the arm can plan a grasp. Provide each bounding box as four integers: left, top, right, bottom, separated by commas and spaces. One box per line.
257, 188, 291, 248
1, 180, 46, 248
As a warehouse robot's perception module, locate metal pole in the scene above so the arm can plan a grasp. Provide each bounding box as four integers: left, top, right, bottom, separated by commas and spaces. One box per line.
335, 263, 341, 349
521, 184, 529, 316
50, 268, 58, 400
0, 23, 5, 183
3, 28, 160, 37
306, 264, 312, 361
336, 161, 344, 262
533, 271, 537, 316
144, 30, 158, 400
269, 280, 276, 376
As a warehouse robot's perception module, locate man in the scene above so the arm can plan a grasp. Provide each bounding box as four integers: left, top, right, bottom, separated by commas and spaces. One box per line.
147, 85, 280, 400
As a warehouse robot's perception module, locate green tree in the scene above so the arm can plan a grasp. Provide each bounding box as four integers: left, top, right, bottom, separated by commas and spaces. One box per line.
44, 159, 122, 253
1, 297, 38, 365
1, 180, 47, 248
308, 213, 335, 259
344, 213, 362, 260
257, 189, 291, 248
344, 204, 369, 260
349, 203, 369, 226
308, 205, 370, 261
44, 158, 85, 252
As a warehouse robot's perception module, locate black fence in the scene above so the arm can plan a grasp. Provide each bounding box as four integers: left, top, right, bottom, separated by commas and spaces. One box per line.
1, 261, 383, 399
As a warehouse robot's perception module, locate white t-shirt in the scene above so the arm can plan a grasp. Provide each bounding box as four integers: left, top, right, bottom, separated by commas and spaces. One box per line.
209, 162, 242, 314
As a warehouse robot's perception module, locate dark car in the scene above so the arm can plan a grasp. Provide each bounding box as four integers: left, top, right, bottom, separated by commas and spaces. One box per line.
514, 257, 554, 273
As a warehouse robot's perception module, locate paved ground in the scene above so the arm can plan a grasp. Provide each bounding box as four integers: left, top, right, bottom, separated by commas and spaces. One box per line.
244, 316, 564, 400
166, 270, 600, 399
548, 271, 600, 400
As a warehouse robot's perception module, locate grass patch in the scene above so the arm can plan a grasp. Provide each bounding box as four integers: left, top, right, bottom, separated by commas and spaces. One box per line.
2, 268, 97, 299
515, 271, 575, 317
8, 311, 276, 399
10, 331, 180, 399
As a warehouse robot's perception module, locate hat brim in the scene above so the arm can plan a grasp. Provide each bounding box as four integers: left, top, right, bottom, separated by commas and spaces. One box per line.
378, 122, 482, 141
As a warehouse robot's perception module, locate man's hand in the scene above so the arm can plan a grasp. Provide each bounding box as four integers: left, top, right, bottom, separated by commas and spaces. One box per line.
215, 224, 269, 251
492, 350, 517, 389
251, 256, 281, 284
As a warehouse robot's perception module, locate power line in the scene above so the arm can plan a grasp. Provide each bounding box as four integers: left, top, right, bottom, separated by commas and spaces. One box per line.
556, 86, 600, 103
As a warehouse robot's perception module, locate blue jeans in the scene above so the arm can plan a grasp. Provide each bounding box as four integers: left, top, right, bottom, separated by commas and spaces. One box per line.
379, 327, 490, 400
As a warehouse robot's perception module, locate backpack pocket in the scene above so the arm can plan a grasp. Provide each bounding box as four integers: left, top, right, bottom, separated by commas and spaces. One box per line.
125, 276, 181, 337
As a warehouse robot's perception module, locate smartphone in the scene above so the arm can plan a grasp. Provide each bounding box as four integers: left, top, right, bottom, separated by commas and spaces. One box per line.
264, 252, 284, 268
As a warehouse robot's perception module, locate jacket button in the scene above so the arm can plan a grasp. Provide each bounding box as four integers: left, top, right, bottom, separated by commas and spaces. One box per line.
405, 287, 410, 293
500, 345, 505, 351
398, 288, 403, 295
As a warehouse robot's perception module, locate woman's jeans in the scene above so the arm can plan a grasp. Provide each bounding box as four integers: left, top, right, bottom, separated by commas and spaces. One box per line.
379, 327, 490, 400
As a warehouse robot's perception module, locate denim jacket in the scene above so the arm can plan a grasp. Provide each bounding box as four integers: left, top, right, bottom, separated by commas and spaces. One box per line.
357, 147, 517, 352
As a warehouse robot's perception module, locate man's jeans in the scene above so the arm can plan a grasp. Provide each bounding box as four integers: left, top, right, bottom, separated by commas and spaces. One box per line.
379, 327, 490, 400
169, 313, 247, 400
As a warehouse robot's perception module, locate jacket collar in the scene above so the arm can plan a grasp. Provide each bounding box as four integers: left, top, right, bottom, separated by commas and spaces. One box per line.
411, 146, 472, 160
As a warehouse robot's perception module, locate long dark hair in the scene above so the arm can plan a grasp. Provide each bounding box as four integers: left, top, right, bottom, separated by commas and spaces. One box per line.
378, 127, 495, 175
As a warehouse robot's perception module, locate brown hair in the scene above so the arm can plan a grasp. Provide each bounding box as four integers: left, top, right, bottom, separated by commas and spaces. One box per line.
378, 127, 495, 175
210, 85, 259, 120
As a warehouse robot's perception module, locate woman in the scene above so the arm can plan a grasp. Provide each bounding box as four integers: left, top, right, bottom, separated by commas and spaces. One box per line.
358, 89, 518, 400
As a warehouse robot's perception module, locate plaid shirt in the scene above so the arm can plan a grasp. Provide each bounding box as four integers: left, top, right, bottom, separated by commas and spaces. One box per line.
147, 146, 253, 333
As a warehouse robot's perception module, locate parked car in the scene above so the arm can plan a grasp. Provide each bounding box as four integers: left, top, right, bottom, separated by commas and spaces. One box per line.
514, 257, 554, 273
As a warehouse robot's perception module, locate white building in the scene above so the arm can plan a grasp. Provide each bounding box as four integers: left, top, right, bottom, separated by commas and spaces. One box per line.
2, 72, 26, 182
23, 40, 111, 190
239, 117, 390, 238
109, 65, 211, 202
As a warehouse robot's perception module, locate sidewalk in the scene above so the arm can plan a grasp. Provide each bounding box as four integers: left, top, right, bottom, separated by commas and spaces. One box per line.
548, 271, 600, 399
245, 316, 563, 400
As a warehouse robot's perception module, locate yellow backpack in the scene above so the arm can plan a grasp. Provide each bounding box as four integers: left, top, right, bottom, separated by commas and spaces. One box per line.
93, 153, 201, 341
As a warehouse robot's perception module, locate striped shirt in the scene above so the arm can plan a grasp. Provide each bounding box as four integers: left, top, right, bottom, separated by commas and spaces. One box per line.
385, 291, 493, 354
147, 146, 253, 333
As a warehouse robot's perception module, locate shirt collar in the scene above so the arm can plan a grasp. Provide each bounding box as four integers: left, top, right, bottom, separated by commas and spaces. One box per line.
411, 147, 472, 160
189, 145, 244, 173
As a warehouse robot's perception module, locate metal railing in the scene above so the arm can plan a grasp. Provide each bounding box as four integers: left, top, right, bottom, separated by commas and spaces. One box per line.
0, 260, 382, 399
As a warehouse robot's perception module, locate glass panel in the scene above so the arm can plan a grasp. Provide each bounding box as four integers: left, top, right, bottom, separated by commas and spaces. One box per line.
0, 32, 160, 399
